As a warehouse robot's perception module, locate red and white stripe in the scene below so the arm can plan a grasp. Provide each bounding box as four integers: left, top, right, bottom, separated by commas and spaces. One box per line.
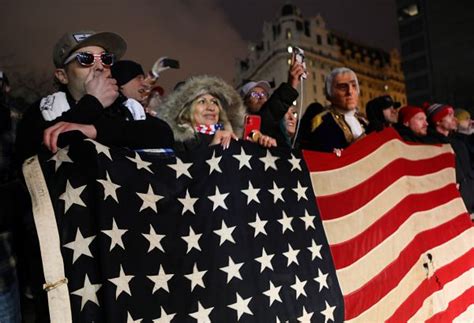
303, 128, 474, 322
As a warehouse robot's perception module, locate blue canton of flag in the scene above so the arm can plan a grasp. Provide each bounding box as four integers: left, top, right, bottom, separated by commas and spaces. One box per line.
24, 138, 344, 322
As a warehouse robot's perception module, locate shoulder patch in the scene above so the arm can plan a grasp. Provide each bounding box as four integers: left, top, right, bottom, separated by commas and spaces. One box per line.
311, 110, 329, 132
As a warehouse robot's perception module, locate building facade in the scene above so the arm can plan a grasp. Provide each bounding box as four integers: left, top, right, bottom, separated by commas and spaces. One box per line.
396, 0, 474, 110
235, 4, 406, 115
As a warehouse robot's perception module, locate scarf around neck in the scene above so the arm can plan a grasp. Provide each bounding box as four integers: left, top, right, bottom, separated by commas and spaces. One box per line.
195, 123, 223, 135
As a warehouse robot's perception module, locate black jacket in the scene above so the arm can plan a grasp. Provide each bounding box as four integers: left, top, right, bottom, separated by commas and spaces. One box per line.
15, 90, 174, 164
256, 83, 299, 147
298, 104, 367, 152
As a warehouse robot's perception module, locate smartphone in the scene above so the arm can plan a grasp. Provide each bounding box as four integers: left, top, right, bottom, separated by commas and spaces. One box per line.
293, 46, 307, 80
243, 115, 261, 140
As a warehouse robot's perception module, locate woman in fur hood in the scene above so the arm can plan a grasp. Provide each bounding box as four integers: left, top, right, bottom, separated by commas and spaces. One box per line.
158, 75, 246, 152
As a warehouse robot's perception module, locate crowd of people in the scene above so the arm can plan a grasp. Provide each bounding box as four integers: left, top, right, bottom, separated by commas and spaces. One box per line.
0, 30, 473, 322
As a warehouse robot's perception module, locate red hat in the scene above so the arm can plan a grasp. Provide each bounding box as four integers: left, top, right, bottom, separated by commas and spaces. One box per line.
423, 102, 454, 124
398, 105, 425, 124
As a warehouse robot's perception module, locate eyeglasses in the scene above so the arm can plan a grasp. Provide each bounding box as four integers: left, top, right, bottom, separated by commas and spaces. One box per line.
63, 52, 115, 67
249, 91, 268, 99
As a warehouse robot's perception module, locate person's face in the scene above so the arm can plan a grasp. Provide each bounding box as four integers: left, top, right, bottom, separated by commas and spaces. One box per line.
120, 74, 147, 102
330, 72, 359, 111
405, 112, 428, 136
383, 106, 399, 124
245, 86, 268, 113
56, 46, 111, 100
192, 94, 220, 126
284, 107, 297, 138
437, 110, 457, 132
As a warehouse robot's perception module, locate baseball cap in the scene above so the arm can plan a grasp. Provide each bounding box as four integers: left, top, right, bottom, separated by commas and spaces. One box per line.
53, 30, 127, 68
366, 95, 401, 112
240, 80, 272, 98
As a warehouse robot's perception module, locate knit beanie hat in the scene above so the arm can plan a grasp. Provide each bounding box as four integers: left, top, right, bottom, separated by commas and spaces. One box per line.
398, 105, 425, 124
111, 60, 144, 86
454, 108, 471, 121
423, 102, 454, 124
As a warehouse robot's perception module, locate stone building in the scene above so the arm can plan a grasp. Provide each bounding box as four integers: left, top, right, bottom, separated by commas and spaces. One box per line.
235, 4, 406, 115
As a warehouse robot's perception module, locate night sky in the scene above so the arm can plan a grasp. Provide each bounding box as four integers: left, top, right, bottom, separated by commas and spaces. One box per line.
1, 0, 399, 93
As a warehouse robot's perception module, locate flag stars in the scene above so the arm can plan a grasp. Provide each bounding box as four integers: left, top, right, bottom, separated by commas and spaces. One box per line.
97, 171, 121, 202
255, 248, 275, 273
283, 243, 300, 267
185, 263, 207, 292
259, 150, 279, 171
168, 157, 192, 179
178, 189, 198, 215
292, 181, 308, 201
219, 256, 244, 283
314, 268, 329, 292
63, 228, 95, 264
108, 265, 134, 299
153, 307, 176, 323
249, 213, 268, 237
300, 210, 316, 230
71, 274, 101, 310
86, 139, 112, 160
182, 227, 202, 253
321, 301, 336, 323
278, 210, 294, 234
297, 307, 314, 322
101, 218, 127, 251
233, 147, 252, 170
268, 181, 285, 203
147, 264, 174, 294
242, 181, 261, 204
48, 146, 73, 171
59, 180, 86, 214
137, 184, 163, 213
228, 292, 253, 320
206, 150, 222, 174
142, 225, 165, 253
213, 220, 236, 246
208, 186, 229, 211
288, 153, 302, 172
308, 240, 323, 261
189, 301, 213, 322
263, 281, 282, 306
127, 153, 153, 173
291, 275, 308, 299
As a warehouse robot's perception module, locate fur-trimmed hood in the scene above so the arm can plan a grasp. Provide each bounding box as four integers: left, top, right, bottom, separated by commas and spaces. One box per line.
157, 75, 245, 142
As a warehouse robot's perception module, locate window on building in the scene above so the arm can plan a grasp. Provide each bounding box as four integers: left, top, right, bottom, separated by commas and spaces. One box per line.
296, 21, 304, 31
312, 71, 316, 80
401, 36, 425, 56
327, 35, 332, 45
304, 20, 311, 37
321, 74, 326, 82
398, 3, 420, 21
286, 29, 292, 40
317, 34, 322, 45
313, 84, 317, 93
399, 19, 423, 38
402, 56, 428, 74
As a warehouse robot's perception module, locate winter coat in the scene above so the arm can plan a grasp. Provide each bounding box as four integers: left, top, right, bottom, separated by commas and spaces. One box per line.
158, 75, 245, 151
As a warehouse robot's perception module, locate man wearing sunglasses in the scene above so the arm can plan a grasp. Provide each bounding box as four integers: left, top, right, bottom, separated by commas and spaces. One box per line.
16, 30, 174, 163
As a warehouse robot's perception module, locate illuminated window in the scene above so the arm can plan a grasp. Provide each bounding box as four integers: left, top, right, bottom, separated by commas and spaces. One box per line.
286, 29, 292, 40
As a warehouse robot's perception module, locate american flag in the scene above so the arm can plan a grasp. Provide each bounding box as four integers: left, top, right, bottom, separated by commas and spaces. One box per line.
303, 128, 474, 322
23, 137, 344, 322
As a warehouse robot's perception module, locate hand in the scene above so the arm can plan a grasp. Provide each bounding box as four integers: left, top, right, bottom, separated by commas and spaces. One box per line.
288, 53, 307, 89
257, 133, 277, 148
211, 130, 238, 149
43, 121, 97, 153
333, 148, 343, 157
85, 65, 119, 108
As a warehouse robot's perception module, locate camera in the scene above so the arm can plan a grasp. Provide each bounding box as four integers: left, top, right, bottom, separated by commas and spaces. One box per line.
293, 46, 307, 80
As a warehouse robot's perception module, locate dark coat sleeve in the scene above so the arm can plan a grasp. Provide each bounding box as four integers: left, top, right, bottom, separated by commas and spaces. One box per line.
258, 82, 299, 146
94, 113, 175, 150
